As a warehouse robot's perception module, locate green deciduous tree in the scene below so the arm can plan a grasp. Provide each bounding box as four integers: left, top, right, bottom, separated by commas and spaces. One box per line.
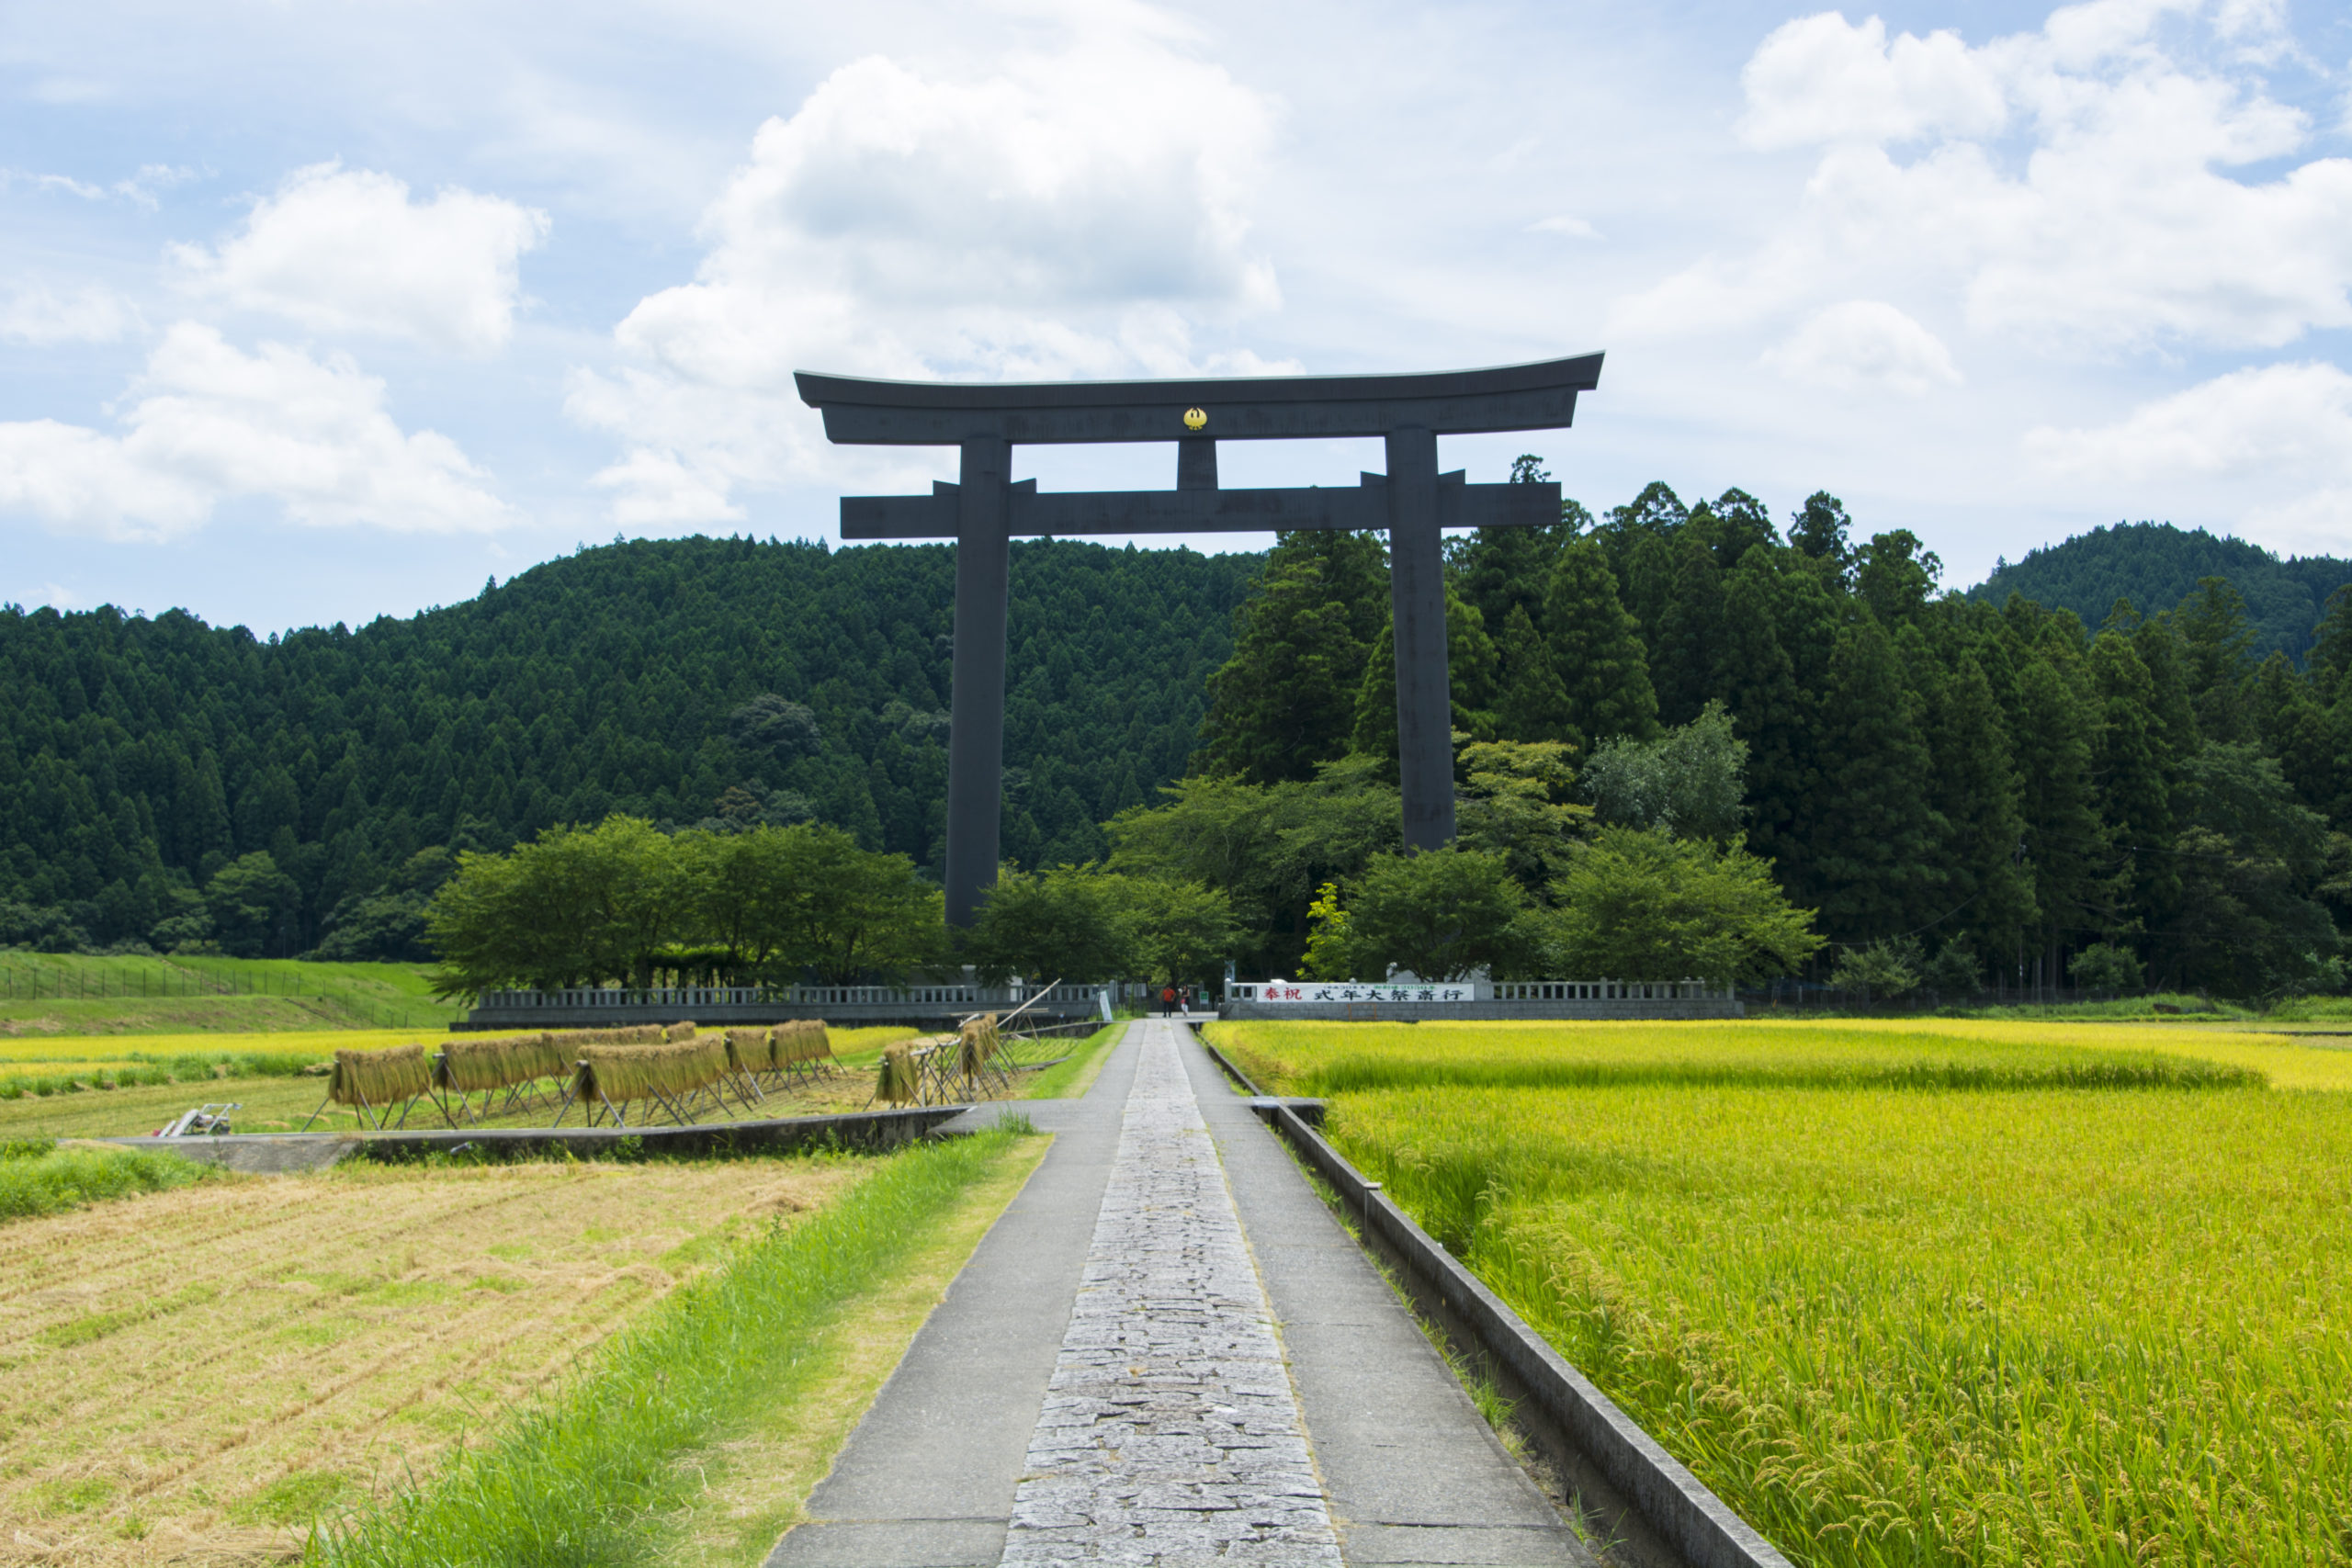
1453, 739, 1593, 897
1580, 701, 1747, 842
423, 816, 941, 996
1321, 846, 1535, 981
962, 863, 1135, 985
205, 851, 300, 958
1543, 827, 1822, 984
1114, 876, 1239, 987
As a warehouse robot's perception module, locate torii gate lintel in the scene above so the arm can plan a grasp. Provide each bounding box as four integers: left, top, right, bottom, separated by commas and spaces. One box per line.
795, 355, 1604, 928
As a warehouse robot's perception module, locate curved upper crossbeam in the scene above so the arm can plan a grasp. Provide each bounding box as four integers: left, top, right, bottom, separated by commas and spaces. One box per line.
794, 353, 1604, 446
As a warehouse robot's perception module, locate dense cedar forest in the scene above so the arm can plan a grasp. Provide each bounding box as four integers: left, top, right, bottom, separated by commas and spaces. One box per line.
0, 536, 1254, 958
1196, 479, 2352, 997
1974, 523, 2351, 664
7, 491, 2352, 996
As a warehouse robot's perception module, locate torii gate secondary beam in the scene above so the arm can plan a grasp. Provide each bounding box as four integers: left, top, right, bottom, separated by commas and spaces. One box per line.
837, 472, 1564, 539
795, 355, 1603, 928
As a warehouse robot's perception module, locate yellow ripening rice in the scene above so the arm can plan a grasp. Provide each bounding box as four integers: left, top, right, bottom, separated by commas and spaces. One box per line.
663, 1021, 698, 1043
575, 1039, 728, 1104
725, 1027, 776, 1075
330, 1044, 433, 1108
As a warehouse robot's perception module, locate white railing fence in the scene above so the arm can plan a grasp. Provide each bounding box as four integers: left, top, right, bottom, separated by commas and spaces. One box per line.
1228, 978, 1735, 1005
475, 980, 1148, 1011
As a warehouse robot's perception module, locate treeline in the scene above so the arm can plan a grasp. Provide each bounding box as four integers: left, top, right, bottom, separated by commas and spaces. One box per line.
1186, 471, 2352, 997
424, 817, 942, 992
424, 813, 1250, 996
0, 536, 1252, 957
15, 482, 2352, 1000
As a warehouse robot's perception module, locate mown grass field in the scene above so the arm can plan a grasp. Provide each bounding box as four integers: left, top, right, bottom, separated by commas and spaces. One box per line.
0, 953, 463, 1036
1206, 1019, 2352, 1568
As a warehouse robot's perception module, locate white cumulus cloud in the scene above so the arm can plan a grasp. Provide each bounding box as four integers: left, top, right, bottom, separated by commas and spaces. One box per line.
173, 164, 548, 352
0, 283, 140, 344
1736, 13, 2008, 149
2025, 360, 2352, 553
571, 11, 1284, 525
0, 321, 512, 541
2025, 360, 2352, 479
1763, 299, 1962, 394
1615, 1, 2352, 356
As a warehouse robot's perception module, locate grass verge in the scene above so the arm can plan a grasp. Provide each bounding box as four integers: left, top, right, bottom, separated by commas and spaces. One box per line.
0, 1137, 218, 1221
312, 1121, 1046, 1568
1023, 1024, 1124, 1100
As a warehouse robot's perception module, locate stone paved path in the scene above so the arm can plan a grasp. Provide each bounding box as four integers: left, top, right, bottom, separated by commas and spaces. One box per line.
764, 1021, 1588, 1567
999, 1024, 1341, 1564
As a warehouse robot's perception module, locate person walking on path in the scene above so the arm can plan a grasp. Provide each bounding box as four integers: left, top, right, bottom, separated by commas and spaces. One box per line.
1159, 984, 1176, 1016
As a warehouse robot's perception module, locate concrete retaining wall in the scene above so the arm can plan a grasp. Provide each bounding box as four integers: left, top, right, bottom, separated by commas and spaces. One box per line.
1200, 1040, 1791, 1568
107, 1106, 970, 1172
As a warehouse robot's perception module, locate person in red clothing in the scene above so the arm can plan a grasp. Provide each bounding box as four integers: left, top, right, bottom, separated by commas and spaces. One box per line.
1160, 985, 1176, 1016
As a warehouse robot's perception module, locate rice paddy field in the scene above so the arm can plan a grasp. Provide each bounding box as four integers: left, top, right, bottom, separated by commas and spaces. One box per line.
1206, 1018, 2352, 1568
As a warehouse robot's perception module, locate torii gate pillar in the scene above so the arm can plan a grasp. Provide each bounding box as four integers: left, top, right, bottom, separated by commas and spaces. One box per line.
1385, 424, 1453, 851
945, 436, 1012, 929
796, 354, 1603, 926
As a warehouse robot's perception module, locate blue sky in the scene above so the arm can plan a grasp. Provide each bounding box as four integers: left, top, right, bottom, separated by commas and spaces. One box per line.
4, 0, 2349, 633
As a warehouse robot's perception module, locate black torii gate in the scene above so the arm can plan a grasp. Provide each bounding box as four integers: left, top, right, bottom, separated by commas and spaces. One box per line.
794, 353, 1604, 927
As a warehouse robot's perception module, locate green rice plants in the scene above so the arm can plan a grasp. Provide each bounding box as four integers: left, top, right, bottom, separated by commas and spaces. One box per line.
311, 1123, 1037, 1568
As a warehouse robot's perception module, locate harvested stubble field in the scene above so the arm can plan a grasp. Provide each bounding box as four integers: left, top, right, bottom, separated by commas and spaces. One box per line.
1207, 1019, 2352, 1568
0, 1150, 868, 1564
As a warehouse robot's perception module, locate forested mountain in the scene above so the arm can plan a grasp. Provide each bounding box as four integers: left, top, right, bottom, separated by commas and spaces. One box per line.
1197, 481, 2352, 997
11, 498, 2352, 998
0, 536, 1256, 956
1973, 523, 2352, 664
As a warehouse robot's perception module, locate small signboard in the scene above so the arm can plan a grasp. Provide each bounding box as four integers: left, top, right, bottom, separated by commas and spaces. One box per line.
1244, 982, 1472, 1004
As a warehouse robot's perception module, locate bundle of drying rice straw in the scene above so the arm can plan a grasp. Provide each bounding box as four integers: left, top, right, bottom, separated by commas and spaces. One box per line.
331, 1043, 432, 1108
575, 1038, 728, 1104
